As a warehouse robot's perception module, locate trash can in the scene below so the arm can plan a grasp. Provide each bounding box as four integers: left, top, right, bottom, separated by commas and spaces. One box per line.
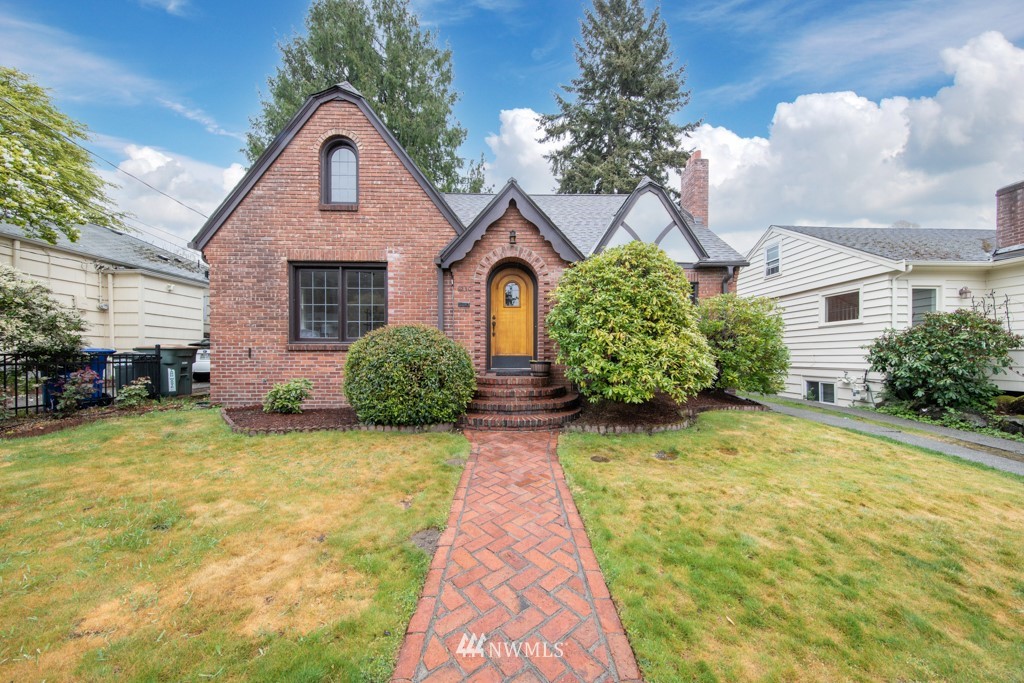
82, 347, 117, 401
133, 345, 198, 397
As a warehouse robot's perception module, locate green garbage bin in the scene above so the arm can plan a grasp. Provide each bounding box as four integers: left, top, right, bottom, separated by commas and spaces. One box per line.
133, 345, 198, 396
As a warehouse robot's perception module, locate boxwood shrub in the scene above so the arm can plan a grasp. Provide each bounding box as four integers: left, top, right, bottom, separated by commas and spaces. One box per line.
343, 324, 476, 425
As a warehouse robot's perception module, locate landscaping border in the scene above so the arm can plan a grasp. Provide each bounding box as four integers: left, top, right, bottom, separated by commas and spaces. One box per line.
220, 407, 454, 436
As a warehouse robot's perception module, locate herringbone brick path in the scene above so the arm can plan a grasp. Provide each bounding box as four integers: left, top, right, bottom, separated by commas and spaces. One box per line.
393, 430, 640, 682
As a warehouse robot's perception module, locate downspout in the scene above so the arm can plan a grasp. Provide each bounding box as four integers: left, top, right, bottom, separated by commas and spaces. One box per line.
436, 264, 444, 332
106, 272, 115, 348
721, 265, 736, 294
891, 261, 913, 328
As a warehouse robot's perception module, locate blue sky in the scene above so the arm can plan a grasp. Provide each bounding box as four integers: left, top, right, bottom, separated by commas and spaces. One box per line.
2, 0, 1023, 253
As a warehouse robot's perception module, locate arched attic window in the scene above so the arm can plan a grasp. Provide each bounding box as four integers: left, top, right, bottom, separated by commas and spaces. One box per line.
321, 138, 358, 207
603, 190, 700, 263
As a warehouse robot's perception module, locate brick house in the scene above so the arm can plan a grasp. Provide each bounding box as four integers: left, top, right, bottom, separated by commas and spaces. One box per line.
190, 83, 746, 422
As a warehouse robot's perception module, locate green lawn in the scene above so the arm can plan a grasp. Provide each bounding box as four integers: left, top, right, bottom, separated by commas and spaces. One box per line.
560, 411, 1024, 683
0, 408, 467, 682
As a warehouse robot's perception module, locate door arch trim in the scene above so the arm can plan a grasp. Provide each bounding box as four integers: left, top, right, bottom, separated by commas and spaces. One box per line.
486, 263, 538, 371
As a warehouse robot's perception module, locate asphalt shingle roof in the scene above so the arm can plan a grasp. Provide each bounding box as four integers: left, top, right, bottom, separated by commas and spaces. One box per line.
443, 192, 746, 263
0, 223, 208, 284
777, 226, 997, 262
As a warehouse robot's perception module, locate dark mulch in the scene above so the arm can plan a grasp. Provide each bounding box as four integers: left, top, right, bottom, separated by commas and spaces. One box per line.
223, 406, 361, 432
0, 398, 209, 439
574, 390, 763, 430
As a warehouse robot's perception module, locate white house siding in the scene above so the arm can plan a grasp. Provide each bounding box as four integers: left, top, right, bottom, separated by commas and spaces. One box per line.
0, 234, 207, 352
984, 259, 1024, 392
739, 229, 899, 406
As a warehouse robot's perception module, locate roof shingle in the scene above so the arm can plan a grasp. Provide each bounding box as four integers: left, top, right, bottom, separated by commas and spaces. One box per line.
777, 226, 996, 262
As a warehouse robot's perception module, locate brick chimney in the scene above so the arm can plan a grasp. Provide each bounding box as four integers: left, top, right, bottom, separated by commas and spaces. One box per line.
996, 180, 1024, 250
680, 150, 709, 226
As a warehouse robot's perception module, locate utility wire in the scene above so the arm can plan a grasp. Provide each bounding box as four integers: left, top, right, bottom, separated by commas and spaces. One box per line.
0, 94, 210, 219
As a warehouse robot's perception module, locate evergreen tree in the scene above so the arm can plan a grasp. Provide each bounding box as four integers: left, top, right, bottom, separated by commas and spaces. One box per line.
245, 0, 484, 192
542, 0, 696, 195
0, 67, 125, 244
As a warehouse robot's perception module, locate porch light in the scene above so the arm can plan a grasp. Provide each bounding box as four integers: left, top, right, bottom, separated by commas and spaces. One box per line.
509, 230, 517, 245
958, 286, 972, 298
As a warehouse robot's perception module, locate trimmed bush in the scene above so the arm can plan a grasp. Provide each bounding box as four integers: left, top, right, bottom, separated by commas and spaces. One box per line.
867, 310, 1023, 412
547, 241, 716, 404
263, 378, 314, 414
115, 377, 153, 409
343, 325, 476, 425
697, 293, 789, 394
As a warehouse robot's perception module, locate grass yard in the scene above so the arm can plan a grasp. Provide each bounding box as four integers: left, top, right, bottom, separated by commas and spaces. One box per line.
0, 409, 467, 681
560, 411, 1024, 683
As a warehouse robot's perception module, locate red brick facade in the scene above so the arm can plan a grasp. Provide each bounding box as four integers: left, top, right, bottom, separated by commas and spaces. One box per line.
202, 94, 739, 408
445, 203, 570, 384
203, 99, 457, 408
997, 180, 1024, 250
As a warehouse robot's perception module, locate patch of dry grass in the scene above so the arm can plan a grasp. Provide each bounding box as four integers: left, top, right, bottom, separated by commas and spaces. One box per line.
0, 409, 466, 681
560, 411, 1024, 682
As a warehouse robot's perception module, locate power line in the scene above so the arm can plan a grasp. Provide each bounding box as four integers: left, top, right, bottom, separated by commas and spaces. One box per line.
0, 94, 210, 220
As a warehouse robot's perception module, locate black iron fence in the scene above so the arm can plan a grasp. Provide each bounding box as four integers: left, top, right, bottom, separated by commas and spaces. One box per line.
1, 349, 162, 417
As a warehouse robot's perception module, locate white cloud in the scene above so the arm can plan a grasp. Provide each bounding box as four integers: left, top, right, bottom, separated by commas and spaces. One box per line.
138, 0, 189, 16
483, 108, 559, 193
691, 31, 1024, 255
94, 140, 244, 248
694, 0, 1024, 102
0, 10, 237, 140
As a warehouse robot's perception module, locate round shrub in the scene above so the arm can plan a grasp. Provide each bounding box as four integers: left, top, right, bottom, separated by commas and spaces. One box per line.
697, 293, 790, 394
547, 241, 716, 404
343, 324, 476, 425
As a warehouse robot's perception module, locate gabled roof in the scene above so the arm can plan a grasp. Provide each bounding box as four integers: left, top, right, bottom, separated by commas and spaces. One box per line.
444, 179, 747, 266
438, 179, 585, 268
0, 223, 208, 284
190, 82, 464, 250
777, 226, 996, 262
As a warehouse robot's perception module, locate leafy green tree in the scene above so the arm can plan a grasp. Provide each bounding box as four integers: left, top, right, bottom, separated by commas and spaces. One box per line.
541, 0, 696, 195
246, 0, 485, 192
0, 67, 125, 244
548, 241, 715, 404
697, 294, 789, 394
867, 310, 1023, 411
0, 264, 85, 357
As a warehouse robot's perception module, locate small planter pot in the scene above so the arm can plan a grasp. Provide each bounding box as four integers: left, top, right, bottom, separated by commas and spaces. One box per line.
529, 360, 551, 377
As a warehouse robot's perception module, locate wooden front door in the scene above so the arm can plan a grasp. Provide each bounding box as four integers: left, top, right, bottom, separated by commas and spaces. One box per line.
490, 267, 534, 369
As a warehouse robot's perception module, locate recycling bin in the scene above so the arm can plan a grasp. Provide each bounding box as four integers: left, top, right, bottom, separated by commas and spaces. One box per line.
82, 347, 116, 401
133, 345, 198, 397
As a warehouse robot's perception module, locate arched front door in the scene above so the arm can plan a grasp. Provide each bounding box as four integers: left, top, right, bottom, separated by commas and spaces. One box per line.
489, 267, 534, 370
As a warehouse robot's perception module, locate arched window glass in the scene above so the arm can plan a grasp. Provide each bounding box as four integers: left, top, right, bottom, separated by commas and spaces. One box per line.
324, 141, 357, 205
504, 282, 520, 307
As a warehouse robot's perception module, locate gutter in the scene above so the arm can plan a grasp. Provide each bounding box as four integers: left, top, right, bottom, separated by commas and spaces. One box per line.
891, 261, 913, 328
437, 266, 445, 331
721, 265, 736, 294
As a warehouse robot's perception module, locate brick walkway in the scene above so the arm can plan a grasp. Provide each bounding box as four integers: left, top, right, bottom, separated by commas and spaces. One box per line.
393, 430, 640, 682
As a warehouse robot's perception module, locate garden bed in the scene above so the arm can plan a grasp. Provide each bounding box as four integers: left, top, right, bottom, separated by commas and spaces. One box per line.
221, 405, 454, 435
567, 390, 764, 434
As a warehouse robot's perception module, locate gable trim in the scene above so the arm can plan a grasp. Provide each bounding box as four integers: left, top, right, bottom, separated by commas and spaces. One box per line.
772, 226, 904, 271
437, 179, 585, 268
190, 82, 464, 251
592, 179, 710, 261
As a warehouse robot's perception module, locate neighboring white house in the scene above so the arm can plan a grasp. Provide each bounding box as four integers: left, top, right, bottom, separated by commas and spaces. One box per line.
0, 223, 209, 351
738, 180, 1024, 406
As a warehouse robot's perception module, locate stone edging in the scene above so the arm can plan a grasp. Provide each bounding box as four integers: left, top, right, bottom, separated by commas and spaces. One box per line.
220, 407, 454, 436
564, 402, 766, 435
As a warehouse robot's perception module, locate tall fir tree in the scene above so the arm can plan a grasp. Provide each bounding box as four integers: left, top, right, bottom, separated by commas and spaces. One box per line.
245, 0, 484, 192
542, 0, 696, 195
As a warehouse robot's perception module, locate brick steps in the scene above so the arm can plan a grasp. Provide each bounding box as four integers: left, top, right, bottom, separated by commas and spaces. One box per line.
469, 392, 580, 413
462, 373, 582, 430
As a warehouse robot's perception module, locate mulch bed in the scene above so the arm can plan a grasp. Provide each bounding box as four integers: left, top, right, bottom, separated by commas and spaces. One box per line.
220, 406, 454, 436
568, 390, 765, 434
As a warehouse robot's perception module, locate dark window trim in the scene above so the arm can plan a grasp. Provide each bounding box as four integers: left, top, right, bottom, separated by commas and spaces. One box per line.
289, 262, 386, 344
320, 137, 359, 208
688, 277, 700, 305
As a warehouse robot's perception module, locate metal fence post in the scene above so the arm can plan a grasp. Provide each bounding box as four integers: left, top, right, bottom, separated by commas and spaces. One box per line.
154, 344, 162, 401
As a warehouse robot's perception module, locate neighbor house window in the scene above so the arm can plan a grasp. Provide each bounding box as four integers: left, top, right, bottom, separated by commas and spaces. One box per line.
806, 381, 835, 404
911, 288, 938, 326
322, 139, 358, 206
765, 243, 780, 277
291, 264, 385, 342
824, 291, 860, 323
